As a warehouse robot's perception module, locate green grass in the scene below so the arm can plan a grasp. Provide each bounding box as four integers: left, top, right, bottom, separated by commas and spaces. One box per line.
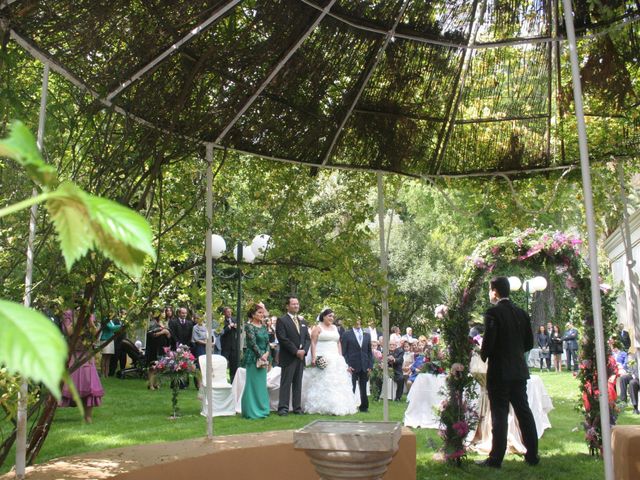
2, 370, 639, 478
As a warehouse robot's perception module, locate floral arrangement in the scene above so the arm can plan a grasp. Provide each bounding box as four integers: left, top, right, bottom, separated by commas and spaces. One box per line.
153, 344, 196, 418
315, 356, 328, 370
437, 363, 479, 465
420, 343, 446, 375
436, 228, 618, 462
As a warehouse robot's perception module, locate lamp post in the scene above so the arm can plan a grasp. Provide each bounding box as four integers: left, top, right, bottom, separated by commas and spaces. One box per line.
210, 233, 271, 380
509, 275, 547, 312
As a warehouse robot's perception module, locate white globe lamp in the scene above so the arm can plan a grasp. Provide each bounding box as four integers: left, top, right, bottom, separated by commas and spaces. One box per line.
251, 234, 271, 257
211, 234, 226, 259
243, 247, 256, 264
531, 276, 548, 292
508, 276, 522, 292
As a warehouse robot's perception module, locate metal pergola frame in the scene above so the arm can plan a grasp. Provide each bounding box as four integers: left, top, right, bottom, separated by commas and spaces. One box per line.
4, 1, 639, 479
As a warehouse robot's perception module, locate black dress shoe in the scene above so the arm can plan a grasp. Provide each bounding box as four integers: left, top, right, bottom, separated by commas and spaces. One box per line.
277, 410, 288, 416
292, 410, 303, 415
525, 455, 540, 466
359, 408, 369, 413
633, 408, 639, 415
475, 459, 501, 469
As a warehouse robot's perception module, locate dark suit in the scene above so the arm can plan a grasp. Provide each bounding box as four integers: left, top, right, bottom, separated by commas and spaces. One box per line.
389, 348, 405, 400
481, 298, 538, 466
168, 317, 195, 388
275, 313, 311, 414
220, 316, 239, 381
342, 328, 374, 411
620, 328, 631, 352
562, 327, 579, 371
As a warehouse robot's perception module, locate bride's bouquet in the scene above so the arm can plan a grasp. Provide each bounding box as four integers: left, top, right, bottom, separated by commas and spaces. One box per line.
315, 356, 328, 370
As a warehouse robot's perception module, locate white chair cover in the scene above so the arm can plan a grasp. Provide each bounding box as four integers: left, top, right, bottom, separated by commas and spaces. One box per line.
198, 354, 236, 417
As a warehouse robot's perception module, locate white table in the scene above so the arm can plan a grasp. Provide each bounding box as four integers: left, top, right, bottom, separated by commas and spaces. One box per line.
403, 374, 553, 454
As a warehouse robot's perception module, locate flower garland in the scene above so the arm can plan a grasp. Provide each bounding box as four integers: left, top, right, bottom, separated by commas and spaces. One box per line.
436, 228, 617, 464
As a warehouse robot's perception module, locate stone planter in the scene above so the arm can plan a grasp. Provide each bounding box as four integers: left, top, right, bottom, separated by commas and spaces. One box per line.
294, 420, 402, 480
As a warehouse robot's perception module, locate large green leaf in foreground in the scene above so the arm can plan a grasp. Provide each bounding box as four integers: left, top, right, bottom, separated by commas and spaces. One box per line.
0, 300, 68, 398
47, 182, 156, 277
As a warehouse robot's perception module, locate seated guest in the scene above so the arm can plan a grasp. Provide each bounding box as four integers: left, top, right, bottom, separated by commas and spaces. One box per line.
407, 350, 426, 386
620, 361, 639, 414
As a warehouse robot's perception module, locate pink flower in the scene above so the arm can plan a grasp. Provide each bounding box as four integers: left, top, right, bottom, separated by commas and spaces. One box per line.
565, 275, 578, 289
473, 257, 486, 269
452, 420, 469, 437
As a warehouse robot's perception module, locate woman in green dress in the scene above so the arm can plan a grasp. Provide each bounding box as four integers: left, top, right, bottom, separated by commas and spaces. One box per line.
241, 303, 271, 419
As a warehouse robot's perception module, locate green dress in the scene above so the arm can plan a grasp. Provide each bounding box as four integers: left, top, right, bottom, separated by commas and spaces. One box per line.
241, 322, 270, 419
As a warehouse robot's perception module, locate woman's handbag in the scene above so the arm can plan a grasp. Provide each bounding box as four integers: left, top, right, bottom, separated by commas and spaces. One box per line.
256, 357, 269, 369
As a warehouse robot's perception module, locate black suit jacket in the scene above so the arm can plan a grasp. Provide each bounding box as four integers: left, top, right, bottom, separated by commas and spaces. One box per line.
275, 313, 311, 367
342, 329, 374, 372
389, 348, 404, 381
220, 316, 238, 356
480, 299, 533, 386
620, 329, 631, 351
168, 318, 194, 350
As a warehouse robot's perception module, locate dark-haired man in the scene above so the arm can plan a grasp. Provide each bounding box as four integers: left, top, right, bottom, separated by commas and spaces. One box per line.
477, 276, 539, 469
275, 296, 310, 416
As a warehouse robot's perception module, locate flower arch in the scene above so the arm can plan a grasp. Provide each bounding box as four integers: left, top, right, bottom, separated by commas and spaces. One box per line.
437, 229, 618, 464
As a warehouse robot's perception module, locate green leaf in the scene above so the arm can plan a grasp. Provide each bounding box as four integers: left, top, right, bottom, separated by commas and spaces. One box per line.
0, 300, 67, 398
0, 121, 57, 188
83, 193, 156, 277
46, 182, 94, 271
46, 182, 155, 277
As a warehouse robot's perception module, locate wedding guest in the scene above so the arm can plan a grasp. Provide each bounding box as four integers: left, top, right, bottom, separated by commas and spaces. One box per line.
477, 277, 538, 469
388, 341, 405, 401
109, 309, 127, 376
618, 323, 631, 352
267, 315, 279, 366
549, 325, 563, 372
98, 312, 122, 377
389, 326, 402, 345
220, 306, 239, 381
191, 314, 208, 358
619, 361, 639, 414
60, 308, 104, 423
536, 325, 551, 371
367, 322, 379, 343
402, 327, 414, 343
563, 322, 580, 371
146, 310, 171, 390
168, 307, 194, 388
242, 303, 270, 419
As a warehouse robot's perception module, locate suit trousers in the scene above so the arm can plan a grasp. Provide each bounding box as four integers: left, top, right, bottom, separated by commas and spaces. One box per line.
278, 358, 304, 414
565, 348, 579, 371
394, 377, 404, 400
487, 379, 538, 465
351, 370, 369, 411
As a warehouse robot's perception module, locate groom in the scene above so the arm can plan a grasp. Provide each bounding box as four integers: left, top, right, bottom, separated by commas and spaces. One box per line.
275, 296, 311, 416
342, 319, 373, 412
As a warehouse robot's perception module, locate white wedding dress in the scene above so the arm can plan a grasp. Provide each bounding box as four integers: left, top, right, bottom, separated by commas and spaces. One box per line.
303, 328, 359, 415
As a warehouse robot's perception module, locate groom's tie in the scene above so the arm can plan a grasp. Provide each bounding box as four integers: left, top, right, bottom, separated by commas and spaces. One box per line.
356, 328, 362, 347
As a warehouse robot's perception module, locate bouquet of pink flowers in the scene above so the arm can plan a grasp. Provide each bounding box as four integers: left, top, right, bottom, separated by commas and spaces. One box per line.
153, 344, 196, 418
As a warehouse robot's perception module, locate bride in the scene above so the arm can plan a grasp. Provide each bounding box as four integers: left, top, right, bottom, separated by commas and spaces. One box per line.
303, 308, 358, 415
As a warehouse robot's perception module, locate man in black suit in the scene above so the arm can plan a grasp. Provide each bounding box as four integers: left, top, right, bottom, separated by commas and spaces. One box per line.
388, 341, 405, 401
220, 306, 239, 381
275, 296, 310, 416
619, 323, 631, 352
478, 276, 539, 469
342, 319, 374, 412
168, 306, 195, 388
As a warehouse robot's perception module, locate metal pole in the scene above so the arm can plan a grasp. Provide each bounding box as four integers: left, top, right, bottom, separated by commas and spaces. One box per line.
377, 173, 390, 421
235, 242, 243, 382
204, 144, 214, 438
616, 162, 640, 370
16, 62, 49, 480
561, 1, 613, 477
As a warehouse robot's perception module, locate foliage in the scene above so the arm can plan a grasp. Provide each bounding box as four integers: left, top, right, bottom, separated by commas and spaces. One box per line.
420, 343, 446, 376
438, 228, 618, 463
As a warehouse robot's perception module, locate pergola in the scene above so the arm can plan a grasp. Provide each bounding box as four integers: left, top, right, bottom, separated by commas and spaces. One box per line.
2, 1, 639, 479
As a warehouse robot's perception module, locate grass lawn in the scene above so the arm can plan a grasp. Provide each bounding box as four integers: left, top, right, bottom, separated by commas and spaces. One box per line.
2, 370, 639, 478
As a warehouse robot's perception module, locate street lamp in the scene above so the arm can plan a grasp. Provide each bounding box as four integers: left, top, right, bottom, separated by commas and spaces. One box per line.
210, 233, 272, 380
509, 275, 547, 311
